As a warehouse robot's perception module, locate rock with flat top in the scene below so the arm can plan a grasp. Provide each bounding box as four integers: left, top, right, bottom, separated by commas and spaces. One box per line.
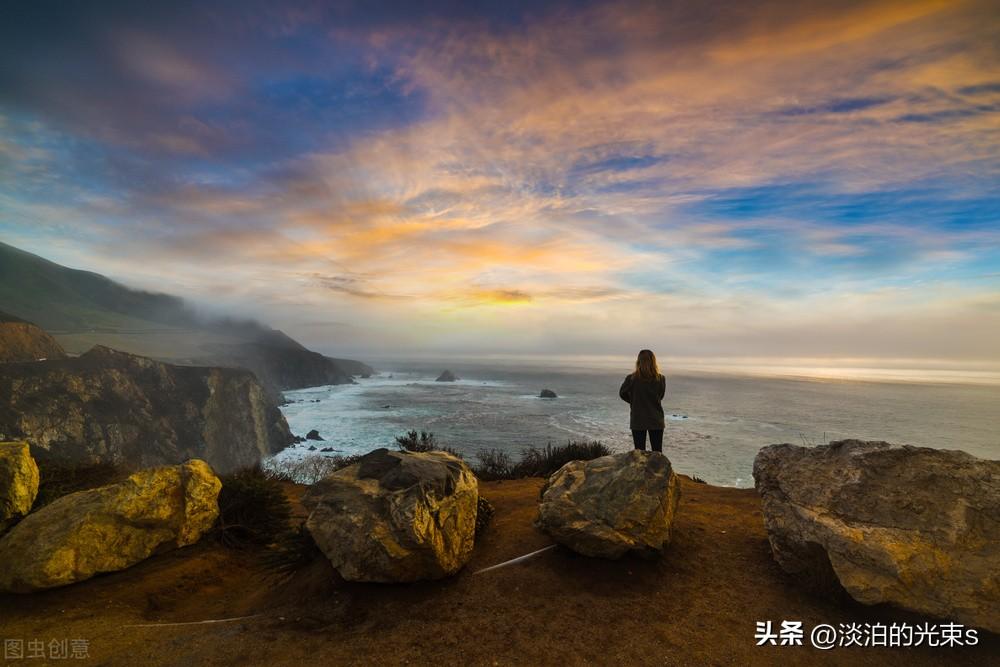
0, 459, 221, 592
753, 439, 1000, 633
303, 448, 478, 582
536, 449, 681, 559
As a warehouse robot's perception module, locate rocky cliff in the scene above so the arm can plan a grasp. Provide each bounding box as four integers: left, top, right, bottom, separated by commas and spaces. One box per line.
0, 311, 67, 363
0, 346, 293, 474
0, 242, 374, 396
196, 342, 374, 399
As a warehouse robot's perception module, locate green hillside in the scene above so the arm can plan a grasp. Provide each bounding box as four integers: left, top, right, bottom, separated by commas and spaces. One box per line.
0, 240, 374, 393
0, 241, 193, 333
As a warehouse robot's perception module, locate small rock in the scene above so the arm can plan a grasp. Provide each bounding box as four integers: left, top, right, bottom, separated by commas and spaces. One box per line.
306, 429, 323, 441
539, 389, 557, 398
0, 442, 39, 533
435, 370, 458, 382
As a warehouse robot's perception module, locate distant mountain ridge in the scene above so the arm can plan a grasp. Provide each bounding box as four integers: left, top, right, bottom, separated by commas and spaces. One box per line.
0, 241, 373, 395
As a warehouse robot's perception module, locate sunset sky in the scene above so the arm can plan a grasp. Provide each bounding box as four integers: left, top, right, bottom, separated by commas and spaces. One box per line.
1, 0, 998, 362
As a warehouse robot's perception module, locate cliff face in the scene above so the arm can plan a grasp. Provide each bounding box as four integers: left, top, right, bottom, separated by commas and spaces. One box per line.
197, 343, 375, 396
0, 242, 374, 395
0, 346, 293, 474
0, 312, 67, 363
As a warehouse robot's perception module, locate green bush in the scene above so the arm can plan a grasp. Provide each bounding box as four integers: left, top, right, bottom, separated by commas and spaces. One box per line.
395, 430, 463, 458
395, 429, 437, 452
215, 465, 292, 549
35, 461, 131, 507
471, 448, 515, 481
473, 441, 611, 481
259, 523, 324, 580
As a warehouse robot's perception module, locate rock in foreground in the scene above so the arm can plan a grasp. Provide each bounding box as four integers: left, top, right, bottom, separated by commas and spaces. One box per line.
0, 459, 221, 592
0, 441, 39, 532
536, 449, 681, 558
0, 346, 293, 473
753, 439, 1000, 633
304, 448, 478, 582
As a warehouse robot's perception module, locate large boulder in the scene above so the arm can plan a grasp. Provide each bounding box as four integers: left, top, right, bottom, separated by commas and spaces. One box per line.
303, 448, 479, 582
536, 449, 681, 559
0, 459, 221, 592
753, 439, 1000, 633
0, 441, 39, 532
0, 346, 293, 474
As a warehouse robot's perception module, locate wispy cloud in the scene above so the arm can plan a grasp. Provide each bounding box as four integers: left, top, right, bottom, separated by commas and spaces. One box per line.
0, 0, 998, 359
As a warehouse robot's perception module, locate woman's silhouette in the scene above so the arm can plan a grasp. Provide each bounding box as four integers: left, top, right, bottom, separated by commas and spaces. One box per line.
619, 349, 666, 452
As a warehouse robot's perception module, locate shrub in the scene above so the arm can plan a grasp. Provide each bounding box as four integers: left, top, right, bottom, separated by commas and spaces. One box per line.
264, 454, 361, 485
259, 522, 324, 580
515, 441, 611, 477
395, 430, 463, 458
35, 461, 132, 507
475, 496, 495, 537
473, 441, 611, 481
395, 429, 437, 452
471, 448, 515, 481
215, 464, 292, 549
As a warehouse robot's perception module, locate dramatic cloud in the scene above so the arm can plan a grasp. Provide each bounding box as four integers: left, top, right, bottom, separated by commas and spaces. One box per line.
1, 0, 998, 362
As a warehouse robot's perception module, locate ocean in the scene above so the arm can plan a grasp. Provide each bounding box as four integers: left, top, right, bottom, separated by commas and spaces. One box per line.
269, 361, 1000, 487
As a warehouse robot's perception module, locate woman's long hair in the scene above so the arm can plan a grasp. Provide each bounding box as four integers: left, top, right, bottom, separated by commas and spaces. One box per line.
633, 349, 661, 380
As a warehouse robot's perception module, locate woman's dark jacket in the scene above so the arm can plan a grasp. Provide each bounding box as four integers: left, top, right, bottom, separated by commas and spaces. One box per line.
619, 373, 666, 430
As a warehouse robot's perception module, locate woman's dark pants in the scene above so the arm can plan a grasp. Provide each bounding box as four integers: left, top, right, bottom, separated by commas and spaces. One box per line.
632, 429, 663, 452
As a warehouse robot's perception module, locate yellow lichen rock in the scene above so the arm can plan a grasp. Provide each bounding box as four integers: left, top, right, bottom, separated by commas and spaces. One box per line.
536, 450, 681, 559
0, 441, 39, 532
303, 448, 479, 582
0, 459, 221, 592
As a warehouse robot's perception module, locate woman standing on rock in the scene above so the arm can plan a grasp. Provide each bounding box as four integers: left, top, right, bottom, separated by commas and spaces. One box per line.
619, 349, 666, 453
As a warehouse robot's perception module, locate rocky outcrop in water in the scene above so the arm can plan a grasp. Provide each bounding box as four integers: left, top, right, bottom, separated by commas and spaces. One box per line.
436, 370, 458, 382
539, 389, 557, 398
0, 441, 38, 532
753, 439, 1000, 633
0, 346, 293, 474
0, 311, 67, 363
0, 459, 220, 592
536, 450, 681, 558
303, 448, 479, 582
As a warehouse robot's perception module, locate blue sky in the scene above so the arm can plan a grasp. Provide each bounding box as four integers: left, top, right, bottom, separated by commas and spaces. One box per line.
1, 0, 998, 361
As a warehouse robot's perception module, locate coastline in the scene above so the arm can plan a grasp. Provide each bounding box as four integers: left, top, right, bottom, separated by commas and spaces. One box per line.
269, 366, 1000, 489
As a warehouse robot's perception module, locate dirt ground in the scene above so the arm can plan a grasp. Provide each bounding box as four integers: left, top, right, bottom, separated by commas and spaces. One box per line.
1, 476, 996, 666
